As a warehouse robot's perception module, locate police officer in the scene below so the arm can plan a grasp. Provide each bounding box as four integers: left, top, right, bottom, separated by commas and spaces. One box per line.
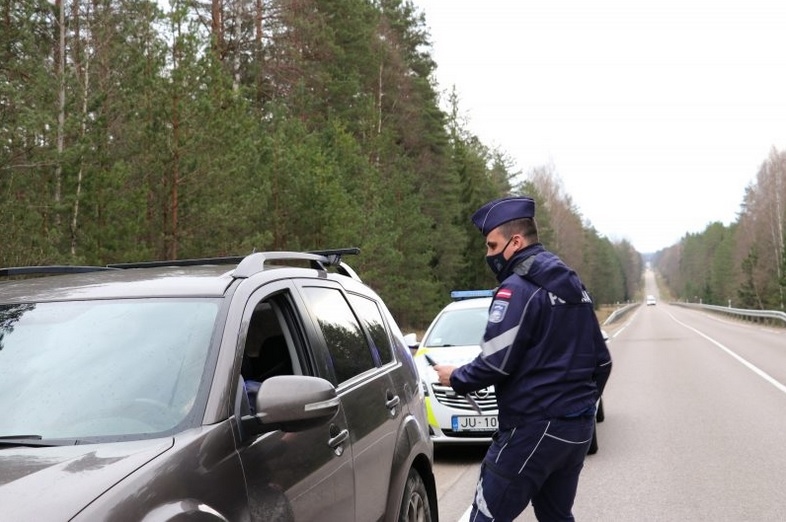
433, 195, 612, 522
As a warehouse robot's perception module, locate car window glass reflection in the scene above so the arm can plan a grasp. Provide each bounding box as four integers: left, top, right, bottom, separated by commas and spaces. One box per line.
423, 309, 488, 347
0, 300, 219, 440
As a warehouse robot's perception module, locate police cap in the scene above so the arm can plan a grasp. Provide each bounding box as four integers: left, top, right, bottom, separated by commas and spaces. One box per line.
471, 196, 536, 236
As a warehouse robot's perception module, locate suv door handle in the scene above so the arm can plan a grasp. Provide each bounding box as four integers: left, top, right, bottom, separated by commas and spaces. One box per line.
385, 393, 400, 411
328, 425, 349, 455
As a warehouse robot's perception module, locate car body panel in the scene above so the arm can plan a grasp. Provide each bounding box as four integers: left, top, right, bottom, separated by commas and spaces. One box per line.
239, 409, 355, 521
0, 424, 249, 522
0, 439, 173, 521
72, 424, 248, 521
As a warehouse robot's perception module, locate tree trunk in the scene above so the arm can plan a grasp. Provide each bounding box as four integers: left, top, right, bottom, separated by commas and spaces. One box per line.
54, 0, 66, 226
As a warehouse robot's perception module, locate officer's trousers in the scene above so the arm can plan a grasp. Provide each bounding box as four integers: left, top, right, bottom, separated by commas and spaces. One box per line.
468, 416, 594, 522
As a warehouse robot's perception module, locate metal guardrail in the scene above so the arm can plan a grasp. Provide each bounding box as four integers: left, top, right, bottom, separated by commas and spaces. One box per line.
671, 302, 786, 326
603, 303, 639, 325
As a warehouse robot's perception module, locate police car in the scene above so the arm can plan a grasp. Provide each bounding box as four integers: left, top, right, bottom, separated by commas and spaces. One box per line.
414, 290, 499, 445
414, 290, 606, 452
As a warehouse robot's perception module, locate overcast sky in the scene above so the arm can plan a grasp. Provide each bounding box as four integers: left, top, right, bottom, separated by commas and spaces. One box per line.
412, 0, 786, 253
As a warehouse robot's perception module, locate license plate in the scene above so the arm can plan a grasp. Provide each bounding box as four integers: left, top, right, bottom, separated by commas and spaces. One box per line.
451, 415, 498, 432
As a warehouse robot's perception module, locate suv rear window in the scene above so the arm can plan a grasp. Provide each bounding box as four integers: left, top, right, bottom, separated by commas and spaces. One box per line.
347, 293, 394, 365
301, 287, 377, 384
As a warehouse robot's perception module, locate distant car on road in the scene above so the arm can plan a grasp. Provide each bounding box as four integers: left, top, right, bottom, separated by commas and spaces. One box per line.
412, 290, 606, 454
646, 295, 657, 306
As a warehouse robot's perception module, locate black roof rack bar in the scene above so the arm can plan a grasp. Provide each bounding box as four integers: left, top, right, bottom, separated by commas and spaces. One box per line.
0, 265, 119, 277
308, 248, 361, 280
308, 248, 360, 265
107, 256, 246, 269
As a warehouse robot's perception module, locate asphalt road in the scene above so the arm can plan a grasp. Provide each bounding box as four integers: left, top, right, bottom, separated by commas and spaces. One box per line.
433, 271, 786, 521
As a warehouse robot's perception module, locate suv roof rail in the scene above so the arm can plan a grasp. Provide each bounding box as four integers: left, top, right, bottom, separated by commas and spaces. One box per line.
0, 258, 248, 278
233, 248, 361, 281
0, 265, 119, 277
107, 256, 245, 269
1, 248, 362, 281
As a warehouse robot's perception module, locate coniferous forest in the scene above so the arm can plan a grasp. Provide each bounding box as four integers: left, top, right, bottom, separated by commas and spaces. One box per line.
1, 1, 783, 328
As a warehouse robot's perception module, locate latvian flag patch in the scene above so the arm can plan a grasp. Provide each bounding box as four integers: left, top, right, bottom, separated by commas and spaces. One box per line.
496, 288, 513, 300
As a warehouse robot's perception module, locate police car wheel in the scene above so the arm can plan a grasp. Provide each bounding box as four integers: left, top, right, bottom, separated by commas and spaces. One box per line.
587, 423, 599, 455
596, 397, 605, 423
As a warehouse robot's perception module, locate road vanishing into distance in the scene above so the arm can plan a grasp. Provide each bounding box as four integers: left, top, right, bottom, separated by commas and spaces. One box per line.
433, 270, 786, 521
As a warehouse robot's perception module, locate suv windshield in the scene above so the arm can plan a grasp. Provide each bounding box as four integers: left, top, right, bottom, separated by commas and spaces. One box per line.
422, 306, 489, 347
0, 299, 219, 440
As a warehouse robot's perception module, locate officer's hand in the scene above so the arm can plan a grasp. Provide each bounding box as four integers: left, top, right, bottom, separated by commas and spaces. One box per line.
432, 364, 456, 387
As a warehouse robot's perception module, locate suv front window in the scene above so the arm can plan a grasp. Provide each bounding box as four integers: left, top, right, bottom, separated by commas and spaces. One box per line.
0, 299, 219, 440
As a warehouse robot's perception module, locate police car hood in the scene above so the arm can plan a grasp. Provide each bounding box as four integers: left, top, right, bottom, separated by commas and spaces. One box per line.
419, 345, 482, 368
515, 248, 587, 304
0, 438, 172, 520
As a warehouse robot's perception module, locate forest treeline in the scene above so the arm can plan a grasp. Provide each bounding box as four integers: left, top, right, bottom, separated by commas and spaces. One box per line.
4, 0, 646, 329
654, 148, 786, 311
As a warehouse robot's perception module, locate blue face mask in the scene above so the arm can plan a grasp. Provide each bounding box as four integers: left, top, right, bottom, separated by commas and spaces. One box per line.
485, 236, 514, 275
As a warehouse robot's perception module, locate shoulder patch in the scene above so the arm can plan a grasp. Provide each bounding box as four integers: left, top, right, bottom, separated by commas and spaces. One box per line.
496, 288, 513, 300
489, 300, 509, 323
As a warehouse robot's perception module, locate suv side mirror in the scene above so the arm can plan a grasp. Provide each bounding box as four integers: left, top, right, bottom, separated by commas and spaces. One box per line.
243, 375, 340, 435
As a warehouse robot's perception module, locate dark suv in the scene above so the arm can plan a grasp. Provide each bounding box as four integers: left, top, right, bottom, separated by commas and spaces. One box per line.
0, 249, 437, 522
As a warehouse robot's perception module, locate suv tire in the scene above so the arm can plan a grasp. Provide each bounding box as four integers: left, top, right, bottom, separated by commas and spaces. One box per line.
398, 469, 433, 522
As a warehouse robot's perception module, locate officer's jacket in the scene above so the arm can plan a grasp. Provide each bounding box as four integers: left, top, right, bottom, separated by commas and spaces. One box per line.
450, 243, 612, 429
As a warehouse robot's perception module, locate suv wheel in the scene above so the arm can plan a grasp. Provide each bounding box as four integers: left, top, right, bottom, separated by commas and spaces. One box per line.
398, 469, 432, 522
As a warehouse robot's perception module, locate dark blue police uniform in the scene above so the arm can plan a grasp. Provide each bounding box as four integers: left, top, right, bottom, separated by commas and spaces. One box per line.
451, 197, 612, 522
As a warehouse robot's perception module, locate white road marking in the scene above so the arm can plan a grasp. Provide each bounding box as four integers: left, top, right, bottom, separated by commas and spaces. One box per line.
668, 311, 786, 395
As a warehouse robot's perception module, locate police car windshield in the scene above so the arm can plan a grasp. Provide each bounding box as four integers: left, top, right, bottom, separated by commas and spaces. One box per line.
422, 307, 488, 347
